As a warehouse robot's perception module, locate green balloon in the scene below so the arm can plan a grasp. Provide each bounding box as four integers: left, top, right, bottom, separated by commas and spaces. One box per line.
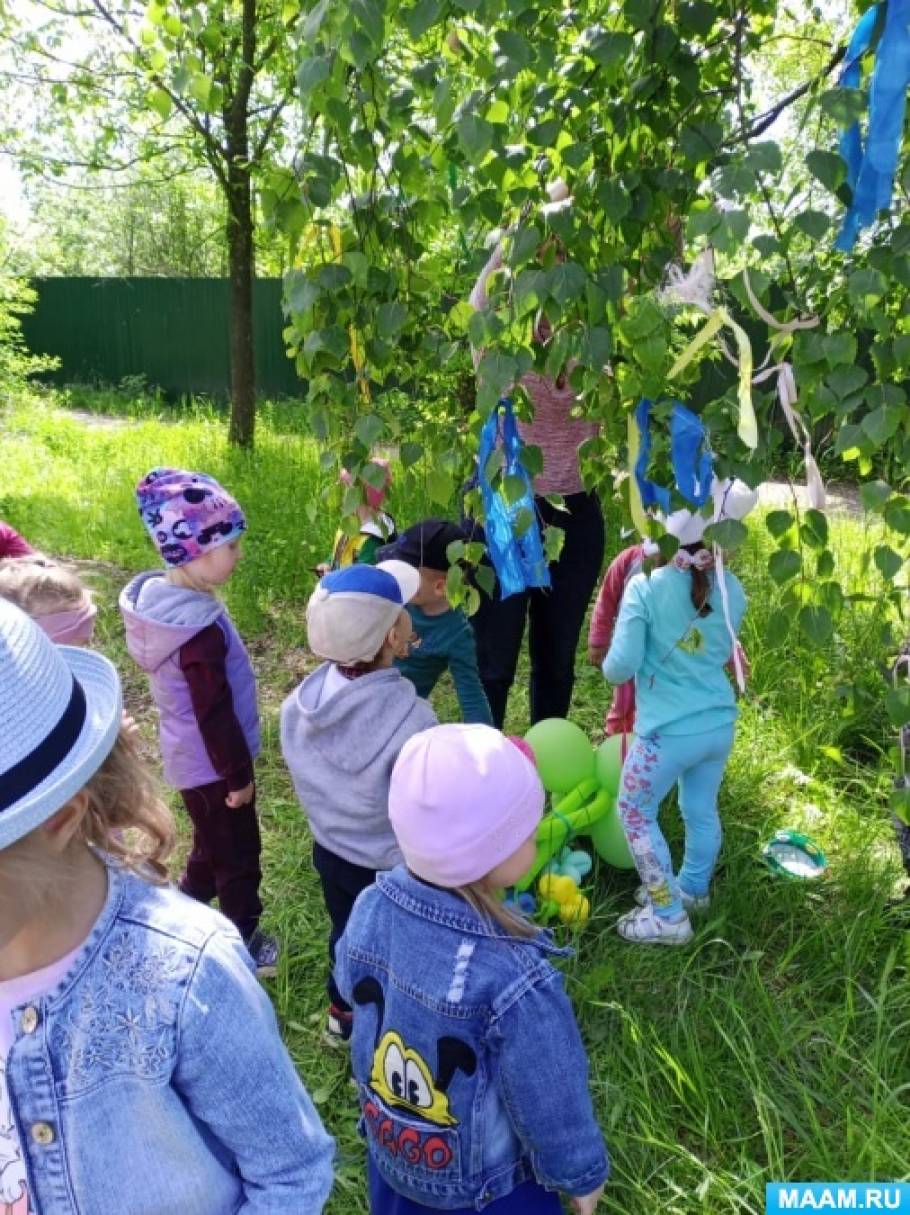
524, 718, 595, 794
590, 799, 636, 869
595, 733, 631, 799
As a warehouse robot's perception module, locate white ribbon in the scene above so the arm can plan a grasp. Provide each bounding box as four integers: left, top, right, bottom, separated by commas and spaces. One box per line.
712, 544, 746, 693
752, 361, 826, 510
742, 270, 826, 510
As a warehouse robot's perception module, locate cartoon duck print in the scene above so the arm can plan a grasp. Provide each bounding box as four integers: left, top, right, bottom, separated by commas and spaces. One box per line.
354, 978, 476, 1129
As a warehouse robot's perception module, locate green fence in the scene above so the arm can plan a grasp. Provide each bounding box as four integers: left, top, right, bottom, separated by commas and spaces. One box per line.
21, 277, 302, 399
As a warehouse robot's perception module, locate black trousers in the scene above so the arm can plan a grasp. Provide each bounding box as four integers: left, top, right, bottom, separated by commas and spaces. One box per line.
179, 779, 262, 941
471, 491, 605, 728
312, 840, 377, 1011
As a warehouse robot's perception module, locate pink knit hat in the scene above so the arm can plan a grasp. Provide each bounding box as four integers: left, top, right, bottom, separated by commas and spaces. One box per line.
389, 724, 544, 887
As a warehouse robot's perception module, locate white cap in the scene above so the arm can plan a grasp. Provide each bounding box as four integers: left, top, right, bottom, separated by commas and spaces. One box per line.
306, 560, 419, 664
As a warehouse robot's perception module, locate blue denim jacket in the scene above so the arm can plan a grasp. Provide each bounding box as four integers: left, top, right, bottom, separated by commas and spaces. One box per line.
5, 859, 335, 1214
335, 867, 609, 1210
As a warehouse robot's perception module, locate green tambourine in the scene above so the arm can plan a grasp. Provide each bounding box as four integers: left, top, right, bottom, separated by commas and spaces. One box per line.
762, 830, 828, 880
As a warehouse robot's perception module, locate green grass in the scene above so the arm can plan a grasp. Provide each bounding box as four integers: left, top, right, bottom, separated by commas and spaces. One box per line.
3, 389, 909, 1213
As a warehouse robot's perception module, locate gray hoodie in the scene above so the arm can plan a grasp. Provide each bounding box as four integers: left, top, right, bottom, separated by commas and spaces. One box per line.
280, 664, 437, 870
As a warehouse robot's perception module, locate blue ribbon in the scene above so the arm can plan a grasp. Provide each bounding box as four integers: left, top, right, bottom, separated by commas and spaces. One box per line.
634, 399, 714, 514
836, 0, 910, 251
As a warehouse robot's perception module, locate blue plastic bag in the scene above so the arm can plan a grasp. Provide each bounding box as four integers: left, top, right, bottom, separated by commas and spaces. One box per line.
477, 398, 552, 599
634, 398, 714, 512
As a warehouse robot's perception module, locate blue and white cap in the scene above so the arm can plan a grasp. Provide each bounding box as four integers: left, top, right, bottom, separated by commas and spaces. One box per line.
306, 560, 420, 664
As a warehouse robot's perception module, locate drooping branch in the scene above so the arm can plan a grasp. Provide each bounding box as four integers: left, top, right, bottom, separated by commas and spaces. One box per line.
725, 44, 847, 147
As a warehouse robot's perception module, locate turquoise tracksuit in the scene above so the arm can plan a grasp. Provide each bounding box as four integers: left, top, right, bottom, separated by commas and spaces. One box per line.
603, 565, 747, 917
396, 605, 493, 725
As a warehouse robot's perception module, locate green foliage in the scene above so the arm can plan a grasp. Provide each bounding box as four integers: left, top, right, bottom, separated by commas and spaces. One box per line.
3, 391, 908, 1215
0, 270, 58, 396
266, 0, 909, 666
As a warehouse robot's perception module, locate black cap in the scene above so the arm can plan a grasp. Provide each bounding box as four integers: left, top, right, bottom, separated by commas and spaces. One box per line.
377, 518, 471, 571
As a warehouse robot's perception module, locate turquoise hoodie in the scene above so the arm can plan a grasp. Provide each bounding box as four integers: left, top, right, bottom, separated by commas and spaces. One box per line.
602, 565, 747, 738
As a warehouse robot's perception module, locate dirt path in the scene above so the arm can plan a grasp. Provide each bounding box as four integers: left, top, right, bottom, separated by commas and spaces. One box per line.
757, 480, 861, 517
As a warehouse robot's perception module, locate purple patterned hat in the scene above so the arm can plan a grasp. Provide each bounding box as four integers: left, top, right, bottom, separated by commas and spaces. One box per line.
136, 468, 246, 568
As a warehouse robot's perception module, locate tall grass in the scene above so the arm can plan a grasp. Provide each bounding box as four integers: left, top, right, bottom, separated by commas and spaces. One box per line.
2, 390, 908, 1213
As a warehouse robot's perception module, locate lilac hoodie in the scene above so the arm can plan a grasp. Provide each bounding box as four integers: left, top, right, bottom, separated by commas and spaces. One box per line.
120, 571, 260, 790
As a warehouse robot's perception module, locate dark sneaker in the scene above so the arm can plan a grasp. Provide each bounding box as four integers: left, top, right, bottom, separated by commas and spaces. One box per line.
245, 930, 280, 979
325, 1005, 353, 1047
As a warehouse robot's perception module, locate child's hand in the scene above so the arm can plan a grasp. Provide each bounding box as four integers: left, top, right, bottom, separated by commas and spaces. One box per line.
588, 644, 607, 669
569, 1185, 604, 1214
314, 563, 330, 577
725, 643, 751, 687
226, 782, 255, 809
121, 711, 140, 739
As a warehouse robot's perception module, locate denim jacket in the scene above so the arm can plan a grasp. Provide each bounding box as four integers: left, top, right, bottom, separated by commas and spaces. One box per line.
335, 867, 608, 1210
5, 859, 335, 1214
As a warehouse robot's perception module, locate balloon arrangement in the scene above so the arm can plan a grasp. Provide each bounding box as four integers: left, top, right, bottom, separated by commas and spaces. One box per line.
505, 718, 636, 926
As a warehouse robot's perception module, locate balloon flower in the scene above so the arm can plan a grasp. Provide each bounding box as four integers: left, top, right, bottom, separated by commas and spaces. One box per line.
509, 719, 636, 924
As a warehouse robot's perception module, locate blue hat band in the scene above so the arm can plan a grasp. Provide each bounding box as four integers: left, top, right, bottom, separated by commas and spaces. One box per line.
320, 564, 403, 604
0, 675, 87, 812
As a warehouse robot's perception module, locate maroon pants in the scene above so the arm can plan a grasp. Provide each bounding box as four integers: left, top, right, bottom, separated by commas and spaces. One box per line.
179, 779, 263, 941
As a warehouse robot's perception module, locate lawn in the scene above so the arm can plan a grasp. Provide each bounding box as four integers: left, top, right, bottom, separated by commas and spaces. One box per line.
2, 388, 908, 1214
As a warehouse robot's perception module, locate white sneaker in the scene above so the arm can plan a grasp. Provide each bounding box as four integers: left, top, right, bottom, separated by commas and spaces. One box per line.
634, 884, 710, 912
617, 904, 693, 945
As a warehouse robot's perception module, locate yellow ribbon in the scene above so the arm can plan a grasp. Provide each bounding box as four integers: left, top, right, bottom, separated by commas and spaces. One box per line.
668, 311, 724, 379
329, 224, 371, 403
668, 308, 757, 450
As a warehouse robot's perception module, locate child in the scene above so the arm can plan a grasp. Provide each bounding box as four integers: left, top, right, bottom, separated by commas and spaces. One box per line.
0, 556, 98, 645
603, 479, 755, 945
119, 467, 278, 977
589, 544, 749, 738
0, 599, 335, 1214
378, 518, 493, 725
587, 541, 645, 737
336, 723, 609, 1214
317, 458, 396, 574
281, 561, 437, 1042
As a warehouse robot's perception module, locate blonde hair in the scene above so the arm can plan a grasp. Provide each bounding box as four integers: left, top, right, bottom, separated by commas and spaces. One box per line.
79, 732, 176, 881
0, 556, 92, 617
458, 882, 539, 940
0, 733, 176, 898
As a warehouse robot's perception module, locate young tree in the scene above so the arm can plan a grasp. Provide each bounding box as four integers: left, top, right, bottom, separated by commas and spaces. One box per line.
5, 0, 300, 445
278, 0, 907, 671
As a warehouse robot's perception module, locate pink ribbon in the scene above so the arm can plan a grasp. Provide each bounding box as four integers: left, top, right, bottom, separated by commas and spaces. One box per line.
673, 549, 715, 572
37, 603, 98, 645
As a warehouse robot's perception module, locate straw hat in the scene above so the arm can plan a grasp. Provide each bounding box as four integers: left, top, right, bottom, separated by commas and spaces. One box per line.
0, 597, 122, 848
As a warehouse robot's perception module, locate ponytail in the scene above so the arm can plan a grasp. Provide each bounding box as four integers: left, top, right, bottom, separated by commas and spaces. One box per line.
656, 541, 714, 618
690, 561, 713, 618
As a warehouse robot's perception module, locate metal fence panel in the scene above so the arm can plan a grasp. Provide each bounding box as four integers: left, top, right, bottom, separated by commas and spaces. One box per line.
20, 277, 302, 399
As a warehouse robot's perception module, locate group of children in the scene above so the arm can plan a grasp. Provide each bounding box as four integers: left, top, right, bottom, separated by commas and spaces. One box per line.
0, 460, 757, 1214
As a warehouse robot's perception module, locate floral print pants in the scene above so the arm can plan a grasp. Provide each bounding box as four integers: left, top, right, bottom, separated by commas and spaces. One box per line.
617, 724, 736, 918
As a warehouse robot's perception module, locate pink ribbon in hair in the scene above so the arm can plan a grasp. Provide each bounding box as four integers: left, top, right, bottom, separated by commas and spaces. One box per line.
37, 602, 98, 645
672, 549, 715, 573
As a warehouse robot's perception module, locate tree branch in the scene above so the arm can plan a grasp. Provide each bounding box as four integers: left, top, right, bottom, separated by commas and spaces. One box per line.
252, 88, 294, 162
88, 0, 231, 175
724, 44, 846, 147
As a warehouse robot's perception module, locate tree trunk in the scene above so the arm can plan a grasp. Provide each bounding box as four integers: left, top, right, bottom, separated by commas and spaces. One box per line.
225, 0, 257, 448
226, 159, 256, 448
